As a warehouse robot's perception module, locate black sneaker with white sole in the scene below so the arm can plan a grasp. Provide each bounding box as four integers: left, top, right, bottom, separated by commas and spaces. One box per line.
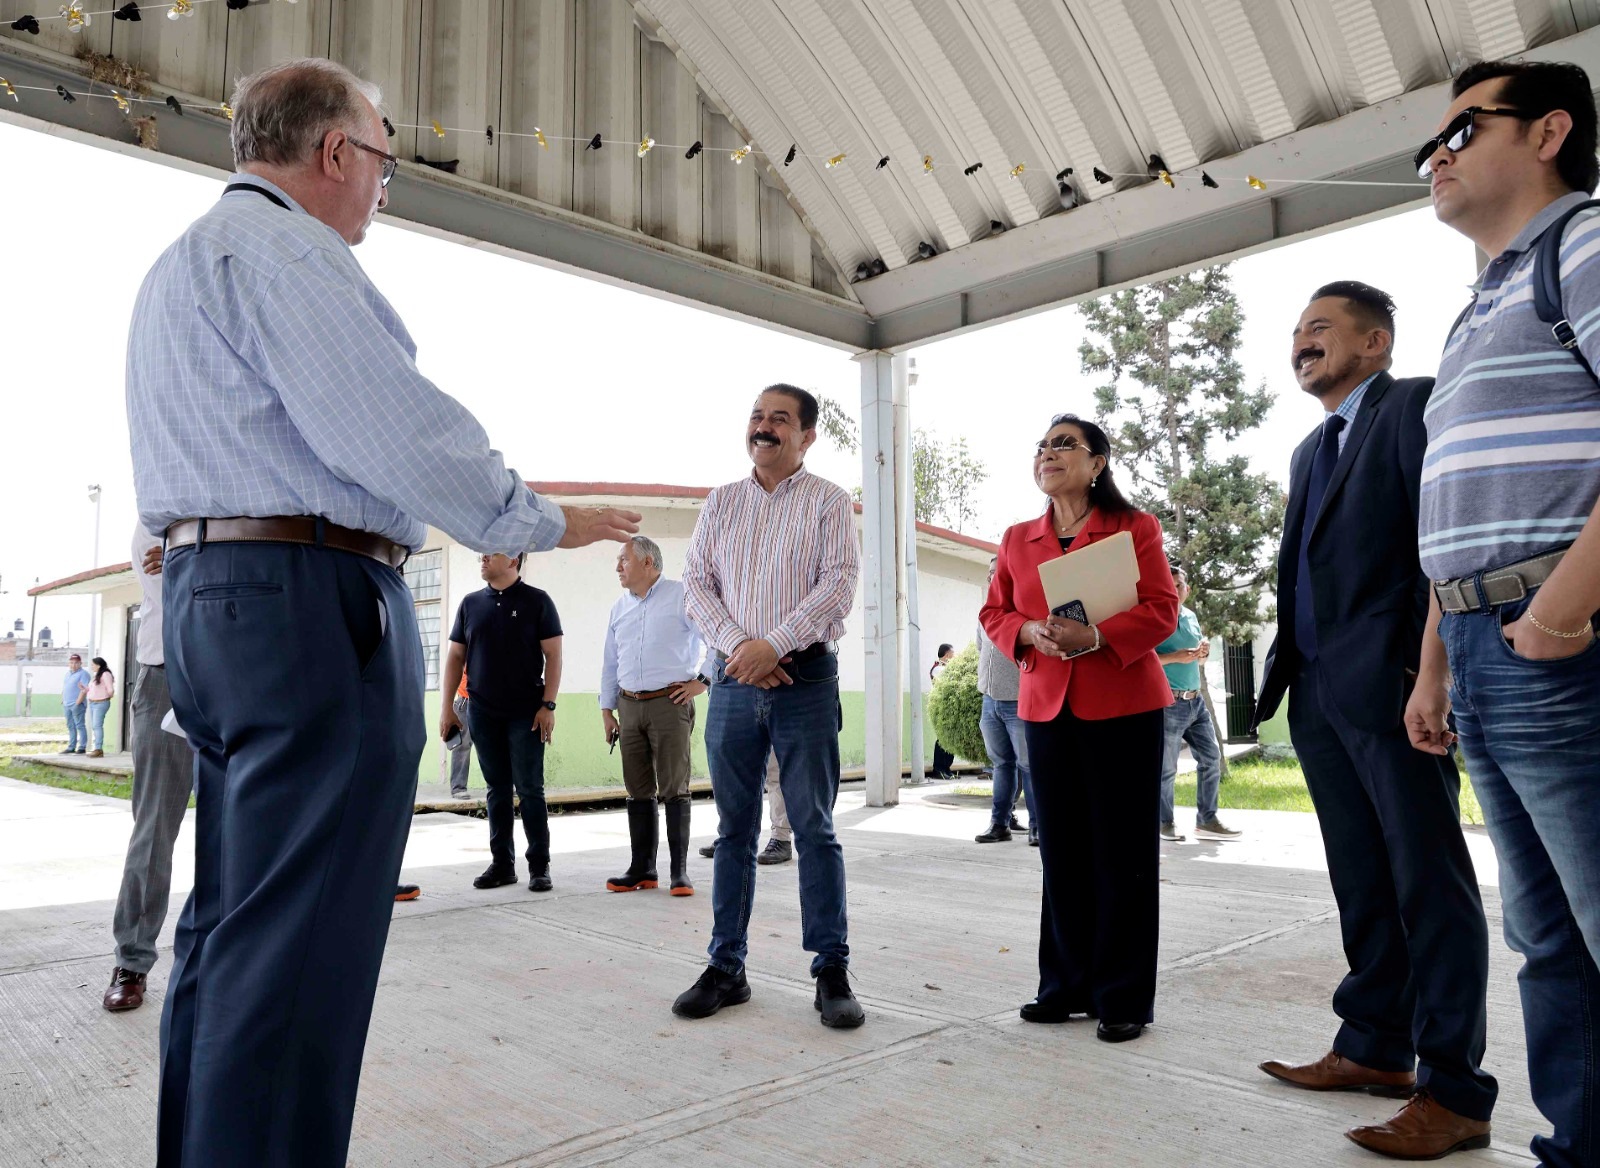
814, 965, 865, 1028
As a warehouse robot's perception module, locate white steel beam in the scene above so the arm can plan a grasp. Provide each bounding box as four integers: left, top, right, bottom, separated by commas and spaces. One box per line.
857, 350, 902, 807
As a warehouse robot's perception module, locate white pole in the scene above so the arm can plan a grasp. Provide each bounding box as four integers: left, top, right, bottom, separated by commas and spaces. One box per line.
856, 350, 902, 807
87, 485, 102, 653
898, 355, 924, 785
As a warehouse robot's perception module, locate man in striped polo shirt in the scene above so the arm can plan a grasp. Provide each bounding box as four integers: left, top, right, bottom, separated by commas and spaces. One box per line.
673, 384, 864, 1028
1409, 60, 1600, 1168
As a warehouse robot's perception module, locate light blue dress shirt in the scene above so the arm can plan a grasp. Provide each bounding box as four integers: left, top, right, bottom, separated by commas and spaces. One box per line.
598, 578, 712, 710
1328, 373, 1378, 457
126, 174, 566, 554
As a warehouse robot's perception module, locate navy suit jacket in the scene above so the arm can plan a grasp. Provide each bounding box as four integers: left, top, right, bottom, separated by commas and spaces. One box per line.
1253, 372, 1434, 734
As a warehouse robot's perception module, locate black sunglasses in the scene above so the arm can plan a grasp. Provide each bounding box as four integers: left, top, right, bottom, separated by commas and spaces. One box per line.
1414, 106, 1543, 178
348, 137, 398, 186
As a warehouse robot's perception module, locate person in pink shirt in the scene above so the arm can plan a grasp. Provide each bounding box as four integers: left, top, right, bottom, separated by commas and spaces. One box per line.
84, 657, 116, 758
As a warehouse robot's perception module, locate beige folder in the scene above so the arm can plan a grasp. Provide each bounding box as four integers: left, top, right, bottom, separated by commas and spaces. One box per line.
1037, 530, 1141, 625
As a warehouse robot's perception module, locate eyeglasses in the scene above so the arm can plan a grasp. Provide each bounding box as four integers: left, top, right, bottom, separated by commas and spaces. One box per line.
1414, 106, 1542, 178
347, 137, 398, 187
1034, 435, 1088, 456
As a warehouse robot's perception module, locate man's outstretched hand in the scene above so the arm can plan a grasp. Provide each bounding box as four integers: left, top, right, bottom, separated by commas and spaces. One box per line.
557, 505, 642, 549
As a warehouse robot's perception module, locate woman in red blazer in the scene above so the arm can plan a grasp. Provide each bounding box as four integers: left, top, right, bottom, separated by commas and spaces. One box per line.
980, 413, 1178, 1043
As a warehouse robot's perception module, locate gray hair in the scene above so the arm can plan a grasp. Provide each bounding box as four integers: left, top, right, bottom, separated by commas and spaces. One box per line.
629, 535, 664, 571
230, 58, 383, 170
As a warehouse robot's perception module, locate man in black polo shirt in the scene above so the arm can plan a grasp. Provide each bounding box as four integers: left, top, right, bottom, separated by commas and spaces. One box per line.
442, 552, 564, 892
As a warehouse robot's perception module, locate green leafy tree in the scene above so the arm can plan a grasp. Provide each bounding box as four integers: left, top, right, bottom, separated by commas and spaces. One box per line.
926, 643, 987, 763
1079, 265, 1286, 768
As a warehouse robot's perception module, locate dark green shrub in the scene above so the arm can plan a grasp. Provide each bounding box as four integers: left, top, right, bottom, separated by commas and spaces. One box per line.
927, 643, 988, 764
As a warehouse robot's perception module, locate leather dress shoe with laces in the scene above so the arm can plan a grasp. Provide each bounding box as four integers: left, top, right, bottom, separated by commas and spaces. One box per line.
814, 965, 865, 1028
975, 823, 1012, 843
1346, 1090, 1491, 1160
757, 838, 793, 865
672, 966, 751, 1018
102, 967, 146, 1012
473, 864, 517, 890
1019, 998, 1090, 1023
1259, 1050, 1416, 1097
1096, 1021, 1145, 1043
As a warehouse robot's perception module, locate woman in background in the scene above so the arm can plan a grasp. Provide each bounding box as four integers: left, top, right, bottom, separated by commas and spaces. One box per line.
84, 656, 116, 758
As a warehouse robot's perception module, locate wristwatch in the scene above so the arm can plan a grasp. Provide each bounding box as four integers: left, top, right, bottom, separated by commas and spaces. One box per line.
542, 700, 557, 711
694, 673, 710, 686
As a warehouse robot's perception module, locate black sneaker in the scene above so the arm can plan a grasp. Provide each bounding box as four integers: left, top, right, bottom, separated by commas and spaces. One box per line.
473, 864, 516, 889
528, 865, 552, 893
672, 966, 750, 1018
1008, 814, 1024, 832
756, 838, 793, 866
814, 965, 865, 1029
698, 843, 716, 859
975, 823, 1012, 843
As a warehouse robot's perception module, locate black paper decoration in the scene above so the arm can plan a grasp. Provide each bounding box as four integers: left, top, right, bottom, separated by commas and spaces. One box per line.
783, 144, 796, 166
1201, 172, 1218, 189
585, 133, 602, 151
166, 94, 183, 115
56, 84, 75, 104
415, 156, 460, 174
963, 162, 983, 177
113, 3, 141, 21
382, 116, 395, 138
685, 140, 703, 159
876, 156, 889, 169
11, 15, 41, 34
1092, 167, 1112, 184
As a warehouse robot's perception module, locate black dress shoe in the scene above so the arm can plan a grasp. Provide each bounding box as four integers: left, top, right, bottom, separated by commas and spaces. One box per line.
1008, 814, 1025, 832
814, 965, 865, 1028
1097, 1021, 1145, 1043
1019, 999, 1072, 1023
698, 843, 716, 859
672, 966, 751, 1018
1028, 824, 1039, 847
473, 864, 517, 889
975, 823, 1012, 843
528, 865, 553, 893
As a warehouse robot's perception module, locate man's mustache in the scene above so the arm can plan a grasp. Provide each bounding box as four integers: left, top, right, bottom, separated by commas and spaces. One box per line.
750, 430, 780, 445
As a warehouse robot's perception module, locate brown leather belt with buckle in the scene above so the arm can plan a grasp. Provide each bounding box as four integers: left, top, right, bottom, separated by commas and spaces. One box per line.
165, 517, 409, 570
619, 684, 687, 701
1432, 548, 1567, 615
1172, 689, 1200, 701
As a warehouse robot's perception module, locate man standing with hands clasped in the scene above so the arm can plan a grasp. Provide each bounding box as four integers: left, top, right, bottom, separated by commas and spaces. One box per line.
1253, 281, 1495, 1160
598, 534, 710, 897
673, 384, 863, 1028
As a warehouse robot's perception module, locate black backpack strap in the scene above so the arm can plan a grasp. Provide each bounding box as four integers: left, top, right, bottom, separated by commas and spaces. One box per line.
1533, 198, 1600, 377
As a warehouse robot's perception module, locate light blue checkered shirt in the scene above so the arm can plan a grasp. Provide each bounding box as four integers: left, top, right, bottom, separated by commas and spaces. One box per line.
1328, 373, 1377, 456
126, 174, 566, 554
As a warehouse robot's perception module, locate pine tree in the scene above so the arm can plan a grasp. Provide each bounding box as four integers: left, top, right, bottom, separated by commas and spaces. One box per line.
1078, 265, 1285, 767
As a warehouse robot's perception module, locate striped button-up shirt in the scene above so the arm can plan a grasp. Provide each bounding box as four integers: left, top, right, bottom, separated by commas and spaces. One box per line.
125, 174, 566, 554
598, 578, 712, 710
683, 468, 860, 657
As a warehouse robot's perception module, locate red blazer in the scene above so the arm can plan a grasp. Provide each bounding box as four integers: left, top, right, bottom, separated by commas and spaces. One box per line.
980, 507, 1179, 723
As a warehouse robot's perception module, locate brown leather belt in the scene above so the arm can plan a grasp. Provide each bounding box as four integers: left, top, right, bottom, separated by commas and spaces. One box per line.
1172, 689, 1200, 701
165, 517, 409, 570
620, 684, 688, 701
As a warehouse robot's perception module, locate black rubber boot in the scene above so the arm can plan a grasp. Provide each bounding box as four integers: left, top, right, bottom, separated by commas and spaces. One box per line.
665, 797, 694, 897
607, 798, 659, 891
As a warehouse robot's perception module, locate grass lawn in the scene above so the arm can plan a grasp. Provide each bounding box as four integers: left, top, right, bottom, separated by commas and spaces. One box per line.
0, 759, 138, 801
1172, 753, 1483, 826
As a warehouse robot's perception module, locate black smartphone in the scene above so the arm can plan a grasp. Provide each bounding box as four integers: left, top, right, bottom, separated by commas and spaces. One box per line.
1049, 599, 1096, 658
443, 724, 462, 748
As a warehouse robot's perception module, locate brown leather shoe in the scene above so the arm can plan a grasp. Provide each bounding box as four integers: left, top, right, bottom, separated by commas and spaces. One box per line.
102, 967, 146, 1012
1346, 1090, 1491, 1160
1259, 1050, 1415, 1097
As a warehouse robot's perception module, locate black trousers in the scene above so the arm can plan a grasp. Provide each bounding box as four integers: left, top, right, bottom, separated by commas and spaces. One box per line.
1289, 663, 1497, 1121
1025, 704, 1163, 1024
466, 702, 550, 870
932, 740, 955, 775
158, 542, 423, 1167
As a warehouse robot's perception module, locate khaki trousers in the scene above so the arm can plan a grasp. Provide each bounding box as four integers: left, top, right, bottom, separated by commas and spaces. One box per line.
618, 693, 695, 800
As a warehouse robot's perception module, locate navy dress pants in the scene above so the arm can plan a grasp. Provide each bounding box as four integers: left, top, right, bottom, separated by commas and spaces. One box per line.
1288, 663, 1497, 1122
157, 541, 424, 1167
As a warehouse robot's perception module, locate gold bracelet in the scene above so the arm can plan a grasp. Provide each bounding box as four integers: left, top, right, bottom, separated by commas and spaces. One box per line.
1525, 610, 1594, 640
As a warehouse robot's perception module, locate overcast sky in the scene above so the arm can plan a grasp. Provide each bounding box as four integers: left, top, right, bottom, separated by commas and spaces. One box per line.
0, 114, 1476, 646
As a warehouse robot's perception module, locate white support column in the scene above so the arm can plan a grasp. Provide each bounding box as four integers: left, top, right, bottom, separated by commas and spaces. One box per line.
896, 355, 924, 787
856, 350, 902, 807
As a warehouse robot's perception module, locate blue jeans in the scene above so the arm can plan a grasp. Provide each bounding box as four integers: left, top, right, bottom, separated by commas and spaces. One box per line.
979, 695, 1031, 826
706, 651, 848, 977
1442, 595, 1600, 1168
1159, 695, 1221, 825
88, 698, 111, 751
65, 701, 87, 751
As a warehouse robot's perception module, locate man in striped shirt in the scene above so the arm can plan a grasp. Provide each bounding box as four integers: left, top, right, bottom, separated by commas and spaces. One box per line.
1408, 60, 1600, 1168
672, 384, 863, 1028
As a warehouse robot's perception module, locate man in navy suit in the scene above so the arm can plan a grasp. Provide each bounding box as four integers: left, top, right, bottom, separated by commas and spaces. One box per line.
1252, 283, 1496, 1160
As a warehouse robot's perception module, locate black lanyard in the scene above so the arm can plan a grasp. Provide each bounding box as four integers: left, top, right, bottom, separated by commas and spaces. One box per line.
222, 181, 291, 211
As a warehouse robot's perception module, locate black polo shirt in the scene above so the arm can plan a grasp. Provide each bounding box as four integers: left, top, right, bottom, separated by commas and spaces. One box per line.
449, 580, 563, 719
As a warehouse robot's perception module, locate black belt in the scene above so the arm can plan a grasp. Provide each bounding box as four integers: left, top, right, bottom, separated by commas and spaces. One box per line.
716, 640, 835, 664
165, 517, 408, 570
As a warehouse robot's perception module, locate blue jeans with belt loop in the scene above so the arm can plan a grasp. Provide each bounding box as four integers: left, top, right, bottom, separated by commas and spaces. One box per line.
705, 651, 848, 977
1442, 592, 1600, 1168
979, 694, 1031, 826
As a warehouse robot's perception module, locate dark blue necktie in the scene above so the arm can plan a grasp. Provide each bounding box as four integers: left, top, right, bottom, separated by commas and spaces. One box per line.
1293, 414, 1347, 662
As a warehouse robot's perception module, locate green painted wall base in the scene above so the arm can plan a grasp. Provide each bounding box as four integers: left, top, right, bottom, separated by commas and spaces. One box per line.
0, 694, 66, 718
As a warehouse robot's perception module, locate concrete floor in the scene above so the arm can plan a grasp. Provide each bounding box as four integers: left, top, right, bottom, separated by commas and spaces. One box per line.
0, 775, 1539, 1167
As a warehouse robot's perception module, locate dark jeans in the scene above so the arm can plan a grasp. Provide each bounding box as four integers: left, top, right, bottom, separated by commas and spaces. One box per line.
979, 694, 1031, 825
706, 651, 848, 977
1443, 595, 1600, 1165
467, 701, 549, 870
1288, 662, 1496, 1122
1024, 704, 1163, 1024
158, 541, 422, 1168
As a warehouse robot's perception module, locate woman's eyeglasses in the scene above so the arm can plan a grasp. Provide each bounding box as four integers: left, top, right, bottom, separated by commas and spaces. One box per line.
348, 138, 399, 187
1034, 435, 1087, 455
1414, 106, 1540, 179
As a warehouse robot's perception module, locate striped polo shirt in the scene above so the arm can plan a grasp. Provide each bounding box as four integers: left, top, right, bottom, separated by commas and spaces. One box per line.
1420, 190, 1600, 580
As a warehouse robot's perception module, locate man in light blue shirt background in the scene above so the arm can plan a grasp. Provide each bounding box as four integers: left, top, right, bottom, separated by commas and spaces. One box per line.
1153, 564, 1240, 843
600, 536, 711, 897
60, 653, 88, 755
